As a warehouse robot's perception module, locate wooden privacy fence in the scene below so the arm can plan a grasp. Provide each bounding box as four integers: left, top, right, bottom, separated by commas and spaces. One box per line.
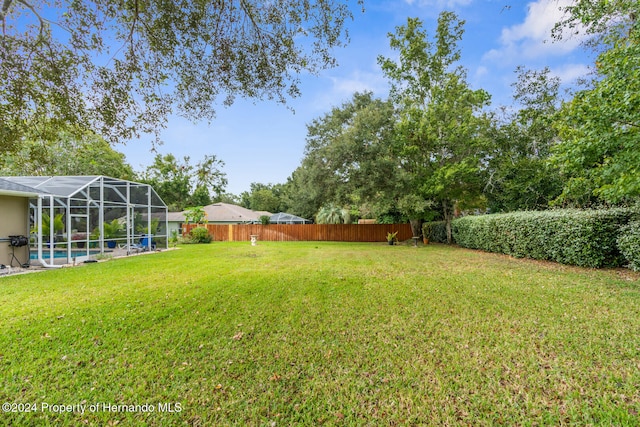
183, 223, 413, 242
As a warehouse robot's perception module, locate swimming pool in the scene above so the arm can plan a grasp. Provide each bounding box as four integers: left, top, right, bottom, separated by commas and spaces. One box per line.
30, 250, 101, 260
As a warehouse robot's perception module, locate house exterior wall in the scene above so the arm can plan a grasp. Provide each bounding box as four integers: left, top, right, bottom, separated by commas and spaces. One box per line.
167, 221, 183, 238
0, 195, 30, 267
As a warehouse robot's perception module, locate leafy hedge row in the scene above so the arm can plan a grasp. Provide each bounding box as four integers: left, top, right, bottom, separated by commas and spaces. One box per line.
424, 208, 639, 268
617, 221, 640, 271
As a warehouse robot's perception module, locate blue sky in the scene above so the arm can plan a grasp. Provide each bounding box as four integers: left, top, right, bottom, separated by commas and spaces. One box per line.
119, 0, 592, 196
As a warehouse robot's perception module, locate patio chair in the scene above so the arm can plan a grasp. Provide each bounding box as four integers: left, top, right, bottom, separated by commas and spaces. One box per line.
139, 235, 156, 251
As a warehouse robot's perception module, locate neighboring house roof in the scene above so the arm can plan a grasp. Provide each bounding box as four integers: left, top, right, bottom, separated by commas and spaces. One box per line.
166, 203, 272, 224
166, 211, 186, 222
0, 177, 46, 197
269, 212, 311, 224
204, 203, 271, 223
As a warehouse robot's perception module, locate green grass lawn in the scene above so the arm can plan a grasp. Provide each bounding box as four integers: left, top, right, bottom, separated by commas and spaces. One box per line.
1, 242, 639, 426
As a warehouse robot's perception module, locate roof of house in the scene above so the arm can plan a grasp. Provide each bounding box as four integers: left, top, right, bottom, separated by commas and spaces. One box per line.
0, 177, 46, 197
204, 203, 271, 223
166, 203, 272, 224
166, 211, 186, 222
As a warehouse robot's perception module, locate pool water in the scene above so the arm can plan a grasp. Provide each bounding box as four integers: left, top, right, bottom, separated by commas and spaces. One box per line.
30, 250, 101, 260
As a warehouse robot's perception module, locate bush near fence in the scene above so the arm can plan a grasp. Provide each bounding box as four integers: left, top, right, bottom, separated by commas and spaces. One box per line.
448, 208, 638, 268
187, 226, 213, 243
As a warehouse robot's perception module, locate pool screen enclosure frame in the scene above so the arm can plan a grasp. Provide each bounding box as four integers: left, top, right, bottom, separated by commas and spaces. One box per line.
6, 176, 168, 267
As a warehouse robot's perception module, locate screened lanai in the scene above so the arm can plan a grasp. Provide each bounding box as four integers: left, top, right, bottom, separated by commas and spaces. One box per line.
1, 176, 167, 267
269, 212, 311, 224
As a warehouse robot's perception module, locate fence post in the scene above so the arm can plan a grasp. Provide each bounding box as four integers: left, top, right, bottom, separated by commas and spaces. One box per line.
228, 224, 233, 242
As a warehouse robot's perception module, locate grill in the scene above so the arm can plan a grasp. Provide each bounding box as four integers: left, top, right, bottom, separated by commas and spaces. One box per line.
9, 235, 28, 247
7, 235, 30, 268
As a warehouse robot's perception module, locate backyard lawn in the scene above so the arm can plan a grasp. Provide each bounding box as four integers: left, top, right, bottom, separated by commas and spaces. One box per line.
0, 242, 639, 426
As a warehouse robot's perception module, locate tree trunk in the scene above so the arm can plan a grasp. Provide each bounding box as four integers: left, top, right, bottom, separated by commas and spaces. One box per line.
443, 199, 453, 244
409, 219, 423, 238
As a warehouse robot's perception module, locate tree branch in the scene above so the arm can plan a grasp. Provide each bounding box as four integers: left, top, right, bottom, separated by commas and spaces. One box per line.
239, 0, 270, 47
615, 119, 640, 129
17, 0, 47, 37
127, 0, 139, 53
0, 0, 13, 22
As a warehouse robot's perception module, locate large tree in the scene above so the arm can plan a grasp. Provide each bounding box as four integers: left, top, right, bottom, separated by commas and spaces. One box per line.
484, 67, 565, 212
286, 91, 399, 220
0, 0, 358, 150
239, 182, 287, 213
551, 1, 640, 205
139, 153, 227, 211
0, 128, 135, 179
379, 13, 492, 242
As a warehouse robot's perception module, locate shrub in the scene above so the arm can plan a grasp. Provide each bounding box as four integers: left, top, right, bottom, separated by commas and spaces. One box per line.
259, 215, 271, 225
422, 221, 448, 243
184, 206, 208, 224
169, 230, 179, 246
189, 226, 213, 244
452, 208, 636, 268
617, 221, 640, 271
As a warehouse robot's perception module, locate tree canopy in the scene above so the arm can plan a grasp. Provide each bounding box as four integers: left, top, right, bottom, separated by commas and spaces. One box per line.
5, 1, 639, 224
139, 153, 227, 211
379, 13, 492, 242
0, 0, 358, 150
239, 182, 287, 213
484, 67, 564, 212
552, 1, 640, 205
285, 91, 398, 220
0, 128, 135, 179
279, 3, 640, 231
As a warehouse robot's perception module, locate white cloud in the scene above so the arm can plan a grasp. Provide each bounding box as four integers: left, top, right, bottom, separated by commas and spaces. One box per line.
484, 0, 587, 63
550, 63, 592, 84
312, 69, 389, 110
332, 71, 385, 95
474, 66, 489, 79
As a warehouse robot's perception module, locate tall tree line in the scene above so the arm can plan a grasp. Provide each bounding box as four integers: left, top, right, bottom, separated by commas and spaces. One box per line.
3, 2, 637, 222
283, 3, 640, 232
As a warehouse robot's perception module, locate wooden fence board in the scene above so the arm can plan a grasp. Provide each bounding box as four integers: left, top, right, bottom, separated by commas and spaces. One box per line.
183, 223, 413, 242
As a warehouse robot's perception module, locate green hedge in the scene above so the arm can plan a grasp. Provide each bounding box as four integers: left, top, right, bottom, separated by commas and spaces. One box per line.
451, 208, 637, 268
617, 221, 640, 271
422, 221, 448, 243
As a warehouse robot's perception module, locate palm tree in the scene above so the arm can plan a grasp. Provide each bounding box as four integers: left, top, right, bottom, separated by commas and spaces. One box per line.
315, 205, 350, 224
39, 213, 65, 241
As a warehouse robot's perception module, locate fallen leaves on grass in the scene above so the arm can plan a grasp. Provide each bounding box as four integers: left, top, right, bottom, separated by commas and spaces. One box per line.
270, 373, 281, 381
